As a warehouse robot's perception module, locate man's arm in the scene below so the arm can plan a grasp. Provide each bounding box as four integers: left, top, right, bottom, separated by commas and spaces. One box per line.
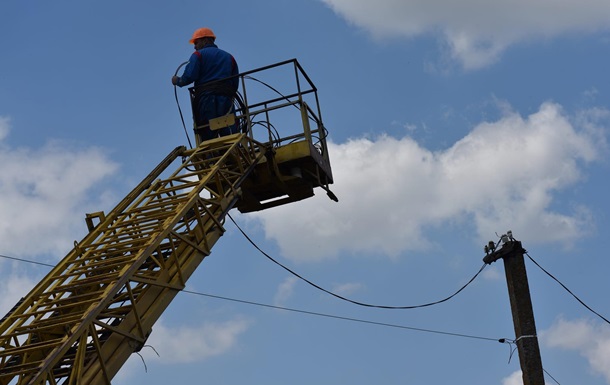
171, 52, 201, 87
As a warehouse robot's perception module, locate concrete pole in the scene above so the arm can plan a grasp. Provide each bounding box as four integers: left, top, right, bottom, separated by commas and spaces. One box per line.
485, 240, 545, 385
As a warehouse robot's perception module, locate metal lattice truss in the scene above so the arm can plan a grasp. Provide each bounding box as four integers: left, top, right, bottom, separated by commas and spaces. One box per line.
0, 133, 265, 385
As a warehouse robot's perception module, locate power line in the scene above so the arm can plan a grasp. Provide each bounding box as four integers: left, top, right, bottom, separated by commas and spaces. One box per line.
183, 289, 499, 343
228, 214, 487, 310
185, 289, 564, 385
525, 251, 610, 326
543, 368, 562, 385
0, 253, 54, 268
185, 290, 565, 385
0, 251, 498, 342
0, 250, 564, 384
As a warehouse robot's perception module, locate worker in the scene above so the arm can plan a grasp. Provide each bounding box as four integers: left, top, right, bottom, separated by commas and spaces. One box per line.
172, 27, 239, 144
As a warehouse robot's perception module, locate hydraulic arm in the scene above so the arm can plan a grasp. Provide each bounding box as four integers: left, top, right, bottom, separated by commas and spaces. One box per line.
0, 134, 264, 384
0, 59, 334, 385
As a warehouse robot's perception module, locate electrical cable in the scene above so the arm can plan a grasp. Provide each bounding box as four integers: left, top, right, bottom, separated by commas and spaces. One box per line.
173, 61, 193, 149
498, 335, 537, 364
498, 337, 563, 384
0, 253, 54, 268
525, 252, 610, 326
498, 338, 519, 364
543, 368, 562, 385
243, 75, 320, 127
183, 289, 498, 342
173, 71, 324, 151
250, 121, 281, 144
0, 251, 567, 384
244, 75, 301, 112
174, 62, 253, 146
242, 75, 324, 150
227, 214, 487, 310
0, 251, 496, 342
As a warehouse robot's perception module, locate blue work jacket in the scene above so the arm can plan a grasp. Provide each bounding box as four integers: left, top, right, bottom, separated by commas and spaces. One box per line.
176, 43, 239, 91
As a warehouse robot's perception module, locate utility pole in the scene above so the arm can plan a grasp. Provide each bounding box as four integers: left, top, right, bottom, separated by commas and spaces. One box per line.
484, 237, 545, 385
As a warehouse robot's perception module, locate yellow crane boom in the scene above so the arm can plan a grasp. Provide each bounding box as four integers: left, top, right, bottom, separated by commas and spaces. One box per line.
0, 59, 334, 385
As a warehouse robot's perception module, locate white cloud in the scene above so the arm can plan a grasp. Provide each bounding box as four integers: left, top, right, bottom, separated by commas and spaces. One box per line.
249, 102, 606, 262
482, 266, 502, 281
274, 276, 298, 306
113, 318, 250, 384
145, 319, 249, 363
0, 117, 119, 258
502, 370, 523, 385
319, 0, 610, 69
543, 317, 610, 383
332, 282, 364, 296
0, 116, 9, 141
0, 273, 38, 316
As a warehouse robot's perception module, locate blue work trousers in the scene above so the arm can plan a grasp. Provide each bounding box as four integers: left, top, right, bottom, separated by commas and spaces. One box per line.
195, 93, 238, 142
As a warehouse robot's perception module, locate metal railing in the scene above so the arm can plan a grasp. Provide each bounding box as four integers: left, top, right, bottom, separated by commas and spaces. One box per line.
189, 58, 330, 164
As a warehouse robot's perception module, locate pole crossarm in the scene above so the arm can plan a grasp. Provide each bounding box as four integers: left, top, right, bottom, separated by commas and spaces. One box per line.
483, 240, 527, 265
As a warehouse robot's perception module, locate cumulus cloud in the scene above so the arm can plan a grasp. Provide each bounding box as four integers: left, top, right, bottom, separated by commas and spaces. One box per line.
543, 317, 610, 382
248, 102, 606, 262
502, 370, 523, 385
482, 266, 503, 281
319, 0, 610, 69
332, 282, 364, 296
0, 273, 38, 316
274, 276, 298, 306
145, 319, 249, 363
0, 117, 118, 258
0, 116, 9, 141
113, 318, 249, 383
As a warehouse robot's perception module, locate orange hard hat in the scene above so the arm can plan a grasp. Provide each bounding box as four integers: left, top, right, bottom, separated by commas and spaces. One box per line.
189, 27, 216, 44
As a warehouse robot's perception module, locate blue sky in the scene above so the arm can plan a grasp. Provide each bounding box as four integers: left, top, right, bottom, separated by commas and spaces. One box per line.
1, 1, 610, 384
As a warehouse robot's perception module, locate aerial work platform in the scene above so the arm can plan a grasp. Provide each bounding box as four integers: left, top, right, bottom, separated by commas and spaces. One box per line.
0, 59, 335, 385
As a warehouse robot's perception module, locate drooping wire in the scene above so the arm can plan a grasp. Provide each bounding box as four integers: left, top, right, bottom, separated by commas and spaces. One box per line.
183, 290, 499, 342
243, 75, 321, 128
498, 338, 519, 363
244, 76, 301, 112
498, 336, 563, 384
173, 61, 193, 149
543, 368, 562, 385
227, 214, 487, 310
134, 345, 160, 373
0, 251, 497, 341
498, 335, 537, 364
250, 121, 281, 145
0, 251, 564, 383
526, 252, 610, 326
189, 287, 560, 384
183, 289, 561, 385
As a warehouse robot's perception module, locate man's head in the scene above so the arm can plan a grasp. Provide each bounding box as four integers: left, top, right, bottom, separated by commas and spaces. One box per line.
189, 27, 216, 49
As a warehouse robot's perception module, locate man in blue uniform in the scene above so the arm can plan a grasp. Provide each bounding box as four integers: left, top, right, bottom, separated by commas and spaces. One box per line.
172, 27, 239, 143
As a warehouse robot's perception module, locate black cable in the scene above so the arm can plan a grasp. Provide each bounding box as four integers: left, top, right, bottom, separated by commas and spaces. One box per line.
228, 214, 487, 310
173, 61, 193, 149
498, 338, 563, 384
250, 121, 281, 144
185, 288, 563, 385
183, 290, 499, 342
526, 252, 610, 325
0, 251, 564, 382
244, 76, 300, 112
231, 91, 253, 135
0, 251, 496, 342
0, 253, 54, 268
243, 75, 319, 126
543, 368, 562, 385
